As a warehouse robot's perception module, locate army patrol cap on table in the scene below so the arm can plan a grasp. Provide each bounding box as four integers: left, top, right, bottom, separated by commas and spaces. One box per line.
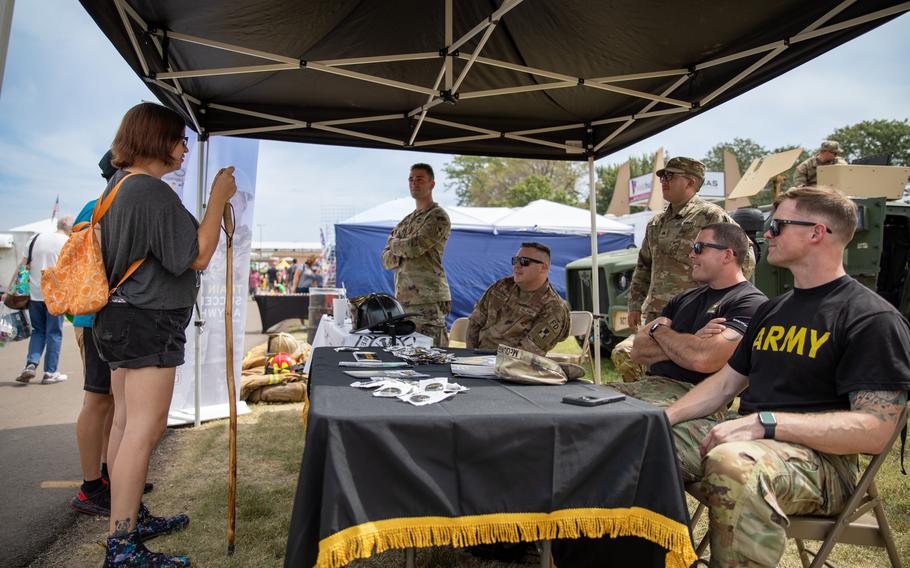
494, 345, 585, 385
819, 140, 842, 155
655, 157, 706, 181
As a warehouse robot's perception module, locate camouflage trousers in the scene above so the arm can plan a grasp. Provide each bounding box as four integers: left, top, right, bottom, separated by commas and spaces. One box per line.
407, 301, 450, 348
610, 335, 645, 382
611, 376, 858, 568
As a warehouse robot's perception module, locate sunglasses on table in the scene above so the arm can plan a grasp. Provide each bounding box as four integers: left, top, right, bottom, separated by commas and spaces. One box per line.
511, 256, 544, 267
691, 241, 731, 255
768, 219, 832, 237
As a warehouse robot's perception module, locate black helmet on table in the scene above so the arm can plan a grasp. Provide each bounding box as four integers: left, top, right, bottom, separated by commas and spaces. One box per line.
350, 293, 417, 335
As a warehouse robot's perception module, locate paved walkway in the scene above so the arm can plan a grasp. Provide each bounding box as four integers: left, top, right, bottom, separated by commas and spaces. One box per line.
0, 301, 268, 567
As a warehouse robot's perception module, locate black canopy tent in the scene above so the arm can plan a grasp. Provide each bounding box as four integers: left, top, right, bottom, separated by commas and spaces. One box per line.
79, 0, 909, 381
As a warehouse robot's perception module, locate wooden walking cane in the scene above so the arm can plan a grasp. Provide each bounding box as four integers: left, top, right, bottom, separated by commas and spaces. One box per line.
222, 202, 238, 555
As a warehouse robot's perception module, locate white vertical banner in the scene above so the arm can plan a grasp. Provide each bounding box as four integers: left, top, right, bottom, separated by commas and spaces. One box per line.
166, 131, 259, 425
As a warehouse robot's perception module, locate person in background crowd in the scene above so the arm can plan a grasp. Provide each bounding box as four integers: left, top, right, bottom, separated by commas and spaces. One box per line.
15, 215, 73, 384
381, 163, 452, 346
266, 261, 278, 291
248, 267, 261, 296
94, 102, 236, 566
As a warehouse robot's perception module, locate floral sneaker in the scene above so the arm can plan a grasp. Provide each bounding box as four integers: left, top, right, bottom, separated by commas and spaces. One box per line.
136, 503, 190, 541
103, 530, 190, 567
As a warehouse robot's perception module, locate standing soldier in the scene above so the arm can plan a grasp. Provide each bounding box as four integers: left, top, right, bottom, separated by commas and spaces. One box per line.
794, 140, 847, 186
615, 157, 754, 381
381, 163, 452, 346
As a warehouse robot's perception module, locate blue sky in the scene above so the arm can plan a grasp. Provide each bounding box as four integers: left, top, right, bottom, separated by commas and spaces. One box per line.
0, 2, 907, 241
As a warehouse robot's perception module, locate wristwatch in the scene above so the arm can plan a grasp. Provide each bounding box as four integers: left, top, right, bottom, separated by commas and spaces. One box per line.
648, 321, 667, 339
758, 411, 777, 439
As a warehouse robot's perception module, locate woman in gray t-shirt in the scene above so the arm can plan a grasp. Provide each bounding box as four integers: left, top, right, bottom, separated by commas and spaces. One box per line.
93, 102, 236, 566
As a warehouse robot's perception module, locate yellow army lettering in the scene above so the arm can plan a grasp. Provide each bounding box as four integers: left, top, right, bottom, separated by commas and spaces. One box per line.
751, 326, 831, 358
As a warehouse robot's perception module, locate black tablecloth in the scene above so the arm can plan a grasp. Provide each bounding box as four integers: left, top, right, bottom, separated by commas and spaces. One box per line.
253, 294, 309, 332
285, 347, 696, 568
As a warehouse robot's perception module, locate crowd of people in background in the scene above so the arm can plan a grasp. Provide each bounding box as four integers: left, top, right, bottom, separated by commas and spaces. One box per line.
248, 257, 324, 295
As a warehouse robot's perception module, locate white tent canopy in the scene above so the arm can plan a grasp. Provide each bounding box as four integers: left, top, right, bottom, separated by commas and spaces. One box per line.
8, 218, 58, 234
343, 198, 633, 235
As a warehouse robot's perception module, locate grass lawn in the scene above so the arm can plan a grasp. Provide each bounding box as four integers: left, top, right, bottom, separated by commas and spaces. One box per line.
29, 339, 910, 567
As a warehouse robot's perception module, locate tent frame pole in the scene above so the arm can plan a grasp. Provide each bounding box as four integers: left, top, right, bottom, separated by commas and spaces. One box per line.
193, 137, 208, 427
588, 156, 601, 384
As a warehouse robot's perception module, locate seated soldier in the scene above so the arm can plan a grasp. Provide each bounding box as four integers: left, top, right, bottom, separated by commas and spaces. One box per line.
466, 242, 570, 355
613, 223, 767, 409
666, 187, 910, 567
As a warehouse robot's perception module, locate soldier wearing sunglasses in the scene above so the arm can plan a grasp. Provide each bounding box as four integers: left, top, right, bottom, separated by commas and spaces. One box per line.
612, 222, 766, 417
613, 157, 756, 383
664, 187, 910, 567
466, 242, 570, 355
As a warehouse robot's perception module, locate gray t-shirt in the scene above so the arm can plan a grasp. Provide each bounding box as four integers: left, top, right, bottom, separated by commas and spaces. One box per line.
99, 170, 200, 309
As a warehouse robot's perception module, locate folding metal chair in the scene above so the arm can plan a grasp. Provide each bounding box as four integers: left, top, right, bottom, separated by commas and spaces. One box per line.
448, 317, 470, 344
546, 311, 594, 367
688, 403, 908, 568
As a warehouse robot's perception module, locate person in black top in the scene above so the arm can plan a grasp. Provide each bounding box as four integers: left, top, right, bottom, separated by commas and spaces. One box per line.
666, 187, 910, 567
94, 103, 236, 567
612, 223, 767, 412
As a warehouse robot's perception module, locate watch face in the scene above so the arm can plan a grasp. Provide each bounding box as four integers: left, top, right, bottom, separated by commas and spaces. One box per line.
759, 411, 776, 425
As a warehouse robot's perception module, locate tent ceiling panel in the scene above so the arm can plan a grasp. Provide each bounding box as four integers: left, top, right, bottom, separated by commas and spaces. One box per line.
81, 0, 909, 160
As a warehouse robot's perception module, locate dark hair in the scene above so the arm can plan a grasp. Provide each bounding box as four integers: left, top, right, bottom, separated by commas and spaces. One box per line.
520, 241, 551, 260
701, 223, 749, 267
111, 102, 186, 169
773, 186, 857, 242
411, 163, 435, 180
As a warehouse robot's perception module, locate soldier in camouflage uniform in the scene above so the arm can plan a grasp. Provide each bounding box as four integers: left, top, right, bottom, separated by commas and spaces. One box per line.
794, 140, 847, 187
466, 242, 570, 356
665, 187, 910, 567
381, 164, 451, 346
614, 157, 756, 382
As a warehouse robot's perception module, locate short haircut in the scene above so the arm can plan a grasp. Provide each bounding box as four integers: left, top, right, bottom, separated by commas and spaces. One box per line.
111, 102, 186, 169
57, 216, 74, 233
773, 186, 857, 242
701, 223, 749, 267
411, 163, 435, 180
520, 241, 551, 260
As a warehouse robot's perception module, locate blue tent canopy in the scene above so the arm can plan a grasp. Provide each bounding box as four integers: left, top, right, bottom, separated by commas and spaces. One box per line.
335, 223, 633, 326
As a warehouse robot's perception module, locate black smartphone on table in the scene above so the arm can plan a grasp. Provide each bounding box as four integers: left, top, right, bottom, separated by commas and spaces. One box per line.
562, 393, 626, 407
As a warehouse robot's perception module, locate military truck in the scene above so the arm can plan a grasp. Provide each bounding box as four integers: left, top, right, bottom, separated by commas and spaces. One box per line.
566, 165, 910, 354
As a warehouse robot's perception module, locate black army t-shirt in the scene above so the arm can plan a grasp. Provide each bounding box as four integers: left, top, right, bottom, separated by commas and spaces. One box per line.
99, 170, 200, 310
649, 281, 767, 384
730, 275, 910, 414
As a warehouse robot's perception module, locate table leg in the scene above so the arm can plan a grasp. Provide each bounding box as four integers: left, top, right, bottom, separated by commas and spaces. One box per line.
539, 540, 552, 568
405, 547, 415, 568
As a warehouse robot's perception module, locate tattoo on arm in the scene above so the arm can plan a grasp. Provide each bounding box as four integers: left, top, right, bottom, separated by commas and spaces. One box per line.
113, 517, 132, 537
849, 390, 908, 422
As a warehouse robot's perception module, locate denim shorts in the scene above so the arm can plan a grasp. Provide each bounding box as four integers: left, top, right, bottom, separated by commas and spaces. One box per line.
92, 303, 193, 370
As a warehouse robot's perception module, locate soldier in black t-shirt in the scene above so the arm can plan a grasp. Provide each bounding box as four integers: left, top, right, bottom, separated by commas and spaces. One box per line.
612, 223, 767, 412
666, 187, 910, 568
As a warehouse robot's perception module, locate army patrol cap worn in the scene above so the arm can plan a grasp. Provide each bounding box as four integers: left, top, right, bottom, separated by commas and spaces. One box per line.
656, 157, 705, 181
494, 345, 567, 385
819, 140, 841, 155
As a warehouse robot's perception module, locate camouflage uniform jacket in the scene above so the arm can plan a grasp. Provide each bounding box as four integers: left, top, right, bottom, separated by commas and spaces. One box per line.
381, 202, 451, 305
794, 155, 847, 187
466, 277, 570, 355
628, 196, 755, 321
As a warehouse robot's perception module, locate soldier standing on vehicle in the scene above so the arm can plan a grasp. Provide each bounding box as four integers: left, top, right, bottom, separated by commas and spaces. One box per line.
465, 242, 570, 356
616, 157, 754, 382
794, 140, 847, 187
381, 163, 452, 346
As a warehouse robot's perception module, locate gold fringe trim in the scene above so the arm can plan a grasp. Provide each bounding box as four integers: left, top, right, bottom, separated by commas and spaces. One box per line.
315, 507, 696, 568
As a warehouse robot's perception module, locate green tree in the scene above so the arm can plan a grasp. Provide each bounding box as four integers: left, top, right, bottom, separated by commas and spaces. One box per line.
442, 157, 582, 206
703, 138, 768, 174
594, 153, 657, 214
827, 119, 910, 166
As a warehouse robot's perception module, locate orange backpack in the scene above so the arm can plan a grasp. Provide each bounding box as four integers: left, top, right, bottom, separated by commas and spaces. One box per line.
41, 173, 145, 316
